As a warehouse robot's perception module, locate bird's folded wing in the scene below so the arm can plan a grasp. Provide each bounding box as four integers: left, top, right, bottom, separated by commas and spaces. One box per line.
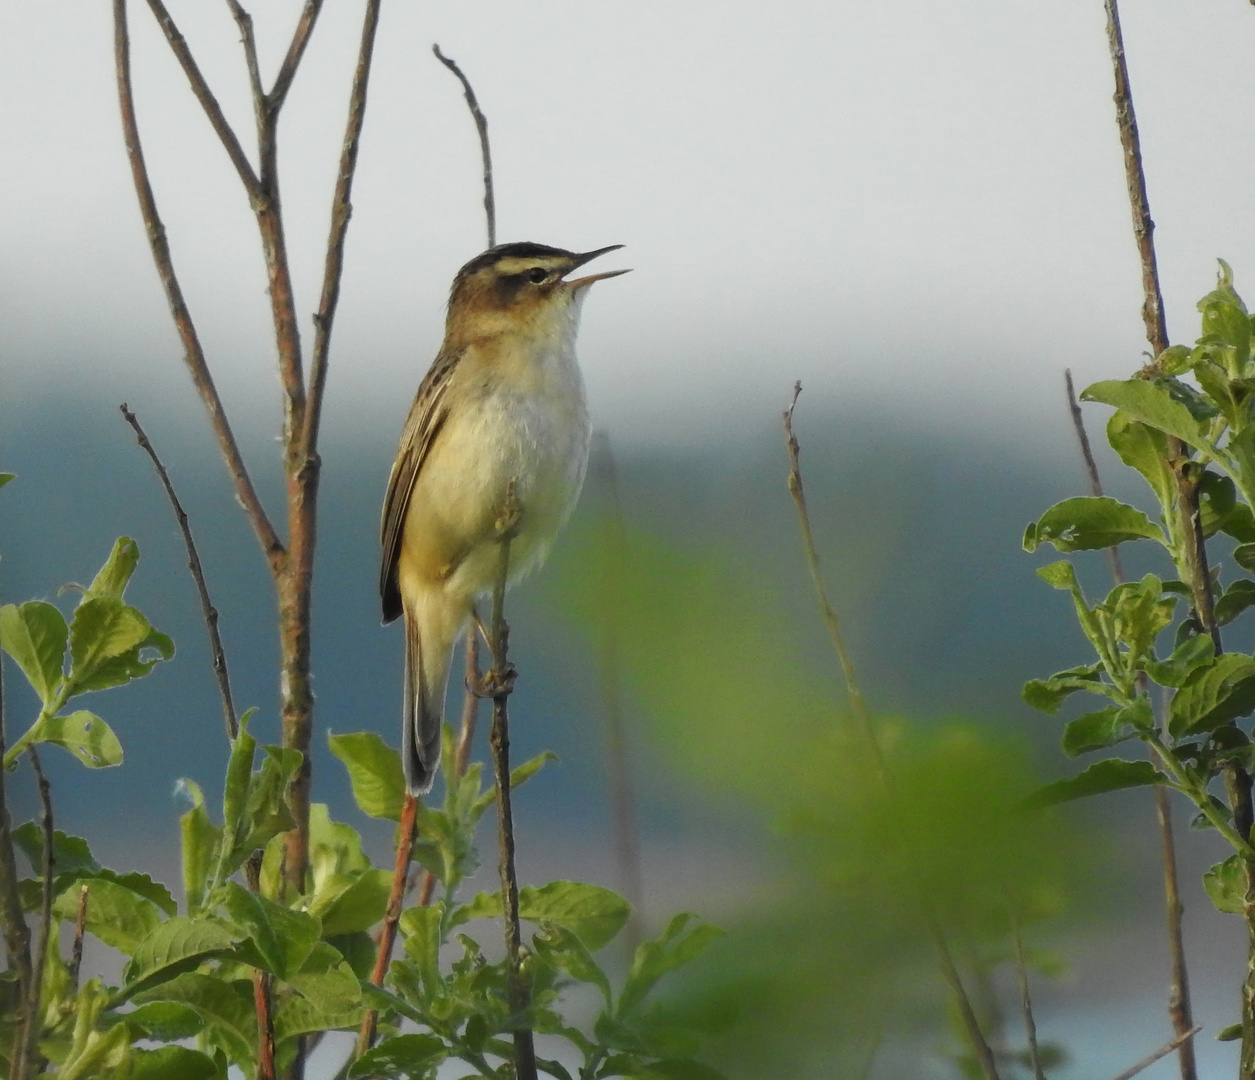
379, 346, 463, 621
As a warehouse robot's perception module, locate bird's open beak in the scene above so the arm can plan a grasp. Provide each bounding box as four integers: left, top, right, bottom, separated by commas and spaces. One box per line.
564, 245, 631, 290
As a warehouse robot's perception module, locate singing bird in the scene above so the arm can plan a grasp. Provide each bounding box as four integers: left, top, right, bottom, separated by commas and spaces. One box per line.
380, 242, 629, 794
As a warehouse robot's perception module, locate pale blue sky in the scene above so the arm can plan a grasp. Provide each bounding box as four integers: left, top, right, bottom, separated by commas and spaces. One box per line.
3, 0, 1254, 452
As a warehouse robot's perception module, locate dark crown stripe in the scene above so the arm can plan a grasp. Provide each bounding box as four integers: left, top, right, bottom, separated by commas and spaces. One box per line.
453, 242, 573, 285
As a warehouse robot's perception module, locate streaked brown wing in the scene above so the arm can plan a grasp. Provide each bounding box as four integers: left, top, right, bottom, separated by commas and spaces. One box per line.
379, 346, 464, 622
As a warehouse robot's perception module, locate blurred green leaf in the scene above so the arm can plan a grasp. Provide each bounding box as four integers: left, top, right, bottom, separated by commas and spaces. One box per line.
470, 750, 558, 819
1204, 854, 1245, 915
620, 914, 723, 1019
630, 1062, 727, 1080
329, 731, 405, 822
38, 710, 122, 768
1023, 497, 1161, 553
121, 1046, 218, 1080
348, 1033, 447, 1079
1235, 544, 1255, 574
1027, 760, 1168, 808
0, 601, 67, 705
0, 473, 13, 491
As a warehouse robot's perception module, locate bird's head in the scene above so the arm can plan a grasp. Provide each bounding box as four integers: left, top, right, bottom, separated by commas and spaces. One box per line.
445, 242, 628, 345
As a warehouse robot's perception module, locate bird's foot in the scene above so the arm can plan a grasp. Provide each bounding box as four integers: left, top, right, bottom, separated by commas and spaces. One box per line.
474, 663, 517, 699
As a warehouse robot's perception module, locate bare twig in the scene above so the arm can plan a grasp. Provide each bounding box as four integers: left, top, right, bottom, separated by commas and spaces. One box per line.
1110, 1026, 1202, 1080
112, 0, 283, 571
432, 44, 496, 248
303, 0, 382, 456
782, 383, 1000, 1080
223, 0, 265, 131
68, 885, 89, 992
590, 434, 645, 947
120, 403, 238, 740
488, 484, 538, 1080
269, 0, 325, 114
17, 748, 54, 1080
357, 793, 419, 1055
1102, 1, 1242, 1070
1063, 374, 1197, 1079
1010, 910, 1045, 1080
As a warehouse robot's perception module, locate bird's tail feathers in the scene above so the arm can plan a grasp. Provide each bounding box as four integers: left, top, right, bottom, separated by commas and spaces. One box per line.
403, 609, 448, 796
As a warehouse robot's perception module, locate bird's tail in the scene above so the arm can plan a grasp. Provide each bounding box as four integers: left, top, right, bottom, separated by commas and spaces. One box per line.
402, 606, 451, 796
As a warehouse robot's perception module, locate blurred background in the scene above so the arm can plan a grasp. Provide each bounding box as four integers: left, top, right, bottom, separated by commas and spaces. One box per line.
5, 1, 1255, 1076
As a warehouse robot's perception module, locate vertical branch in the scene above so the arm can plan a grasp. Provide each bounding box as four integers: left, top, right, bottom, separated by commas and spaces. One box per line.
782, 384, 1000, 1080
68, 886, 89, 993
120, 404, 238, 741
1010, 910, 1045, 1080
1064, 372, 1197, 1079
0, 644, 32, 1080
590, 434, 645, 947
356, 793, 419, 1056
16, 748, 54, 1080
432, 45, 496, 248
302, 0, 383, 455
112, 0, 284, 573
1101, 1, 1244, 1071
487, 483, 538, 1080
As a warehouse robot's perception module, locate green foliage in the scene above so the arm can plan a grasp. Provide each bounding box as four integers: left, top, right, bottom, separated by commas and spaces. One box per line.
1028, 263, 1255, 909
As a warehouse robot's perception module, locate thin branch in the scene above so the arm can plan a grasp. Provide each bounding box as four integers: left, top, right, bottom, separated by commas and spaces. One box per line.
488, 483, 538, 1080
120, 404, 238, 741
68, 885, 89, 993
140, 0, 263, 204
1110, 1026, 1201, 1080
1010, 910, 1045, 1080
432, 44, 496, 248
112, 0, 284, 571
590, 434, 645, 947
357, 793, 419, 1056
18, 748, 54, 1080
1062, 375, 1197, 1080
268, 0, 325, 114
223, 0, 266, 133
782, 383, 1000, 1080
302, 0, 383, 456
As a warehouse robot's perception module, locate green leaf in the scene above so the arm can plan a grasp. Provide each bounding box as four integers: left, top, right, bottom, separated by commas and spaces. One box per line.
37, 711, 123, 768
1081, 379, 1207, 447
348, 1033, 447, 1079
12, 824, 97, 876
1204, 854, 1246, 915
532, 923, 611, 1004
54, 876, 162, 954
1144, 634, 1216, 688
121, 917, 243, 1001
85, 537, 140, 602
619, 914, 723, 1018
631, 1063, 728, 1080
1061, 699, 1151, 757
1235, 545, 1255, 574
130, 972, 255, 1065
124, 1001, 204, 1042
399, 904, 443, 996
0, 474, 13, 491
1023, 497, 1161, 553
1026, 760, 1168, 808
314, 868, 391, 937
178, 780, 218, 916
1108, 411, 1175, 506
1217, 580, 1255, 627
470, 750, 558, 818
0, 601, 67, 705
123, 1046, 218, 1080
1021, 664, 1108, 715
1169, 653, 1255, 736
1219, 1023, 1244, 1042
67, 597, 151, 689
221, 881, 321, 979
328, 731, 405, 822
522, 881, 632, 951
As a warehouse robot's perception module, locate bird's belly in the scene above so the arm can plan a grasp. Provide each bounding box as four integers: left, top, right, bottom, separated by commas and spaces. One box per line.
400, 382, 590, 603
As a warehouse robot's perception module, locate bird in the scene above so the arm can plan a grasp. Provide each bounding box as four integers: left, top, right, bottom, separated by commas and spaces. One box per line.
380, 241, 629, 795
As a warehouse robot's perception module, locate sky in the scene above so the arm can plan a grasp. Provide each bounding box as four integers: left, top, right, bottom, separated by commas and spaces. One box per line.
4, 1, 1255, 451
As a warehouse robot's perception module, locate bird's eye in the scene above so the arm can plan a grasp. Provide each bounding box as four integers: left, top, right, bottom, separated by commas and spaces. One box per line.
527, 267, 549, 284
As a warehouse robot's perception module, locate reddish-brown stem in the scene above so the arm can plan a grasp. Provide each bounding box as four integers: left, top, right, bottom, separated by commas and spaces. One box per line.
357, 793, 419, 1055
120, 403, 238, 740
112, 0, 283, 571
246, 853, 276, 1080
16, 748, 53, 1080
